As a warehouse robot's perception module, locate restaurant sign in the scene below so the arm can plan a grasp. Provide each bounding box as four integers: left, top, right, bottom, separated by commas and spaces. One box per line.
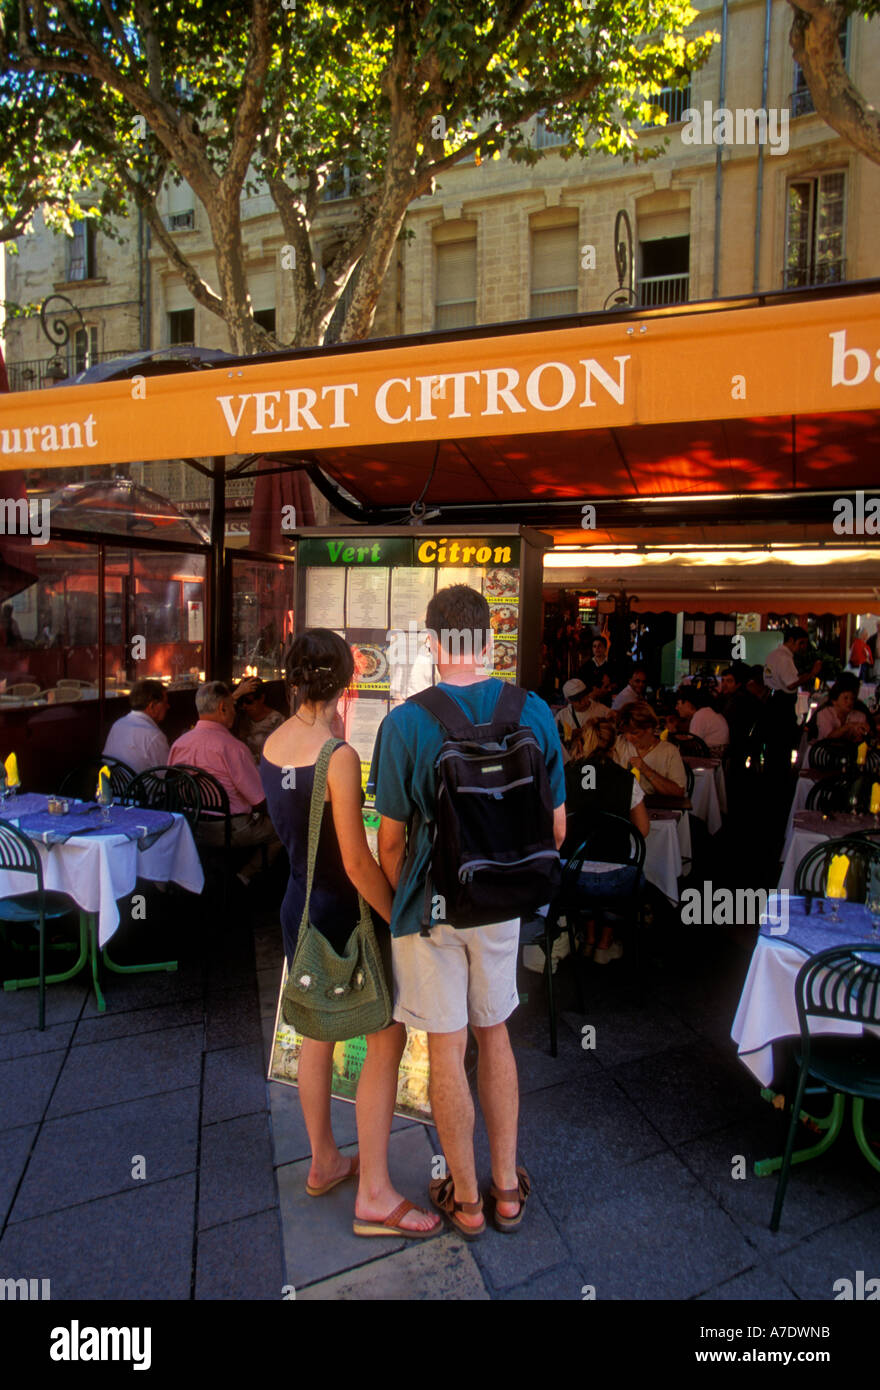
297, 536, 520, 567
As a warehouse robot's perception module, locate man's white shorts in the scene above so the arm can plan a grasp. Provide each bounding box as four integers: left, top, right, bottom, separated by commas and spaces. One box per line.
390, 919, 520, 1034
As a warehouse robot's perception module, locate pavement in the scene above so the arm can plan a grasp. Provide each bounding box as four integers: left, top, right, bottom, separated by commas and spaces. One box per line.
2, 876, 879, 1301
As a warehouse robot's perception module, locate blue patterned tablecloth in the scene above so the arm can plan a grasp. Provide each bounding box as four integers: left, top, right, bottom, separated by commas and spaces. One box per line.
760, 896, 876, 957
13, 804, 174, 847
0, 793, 51, 818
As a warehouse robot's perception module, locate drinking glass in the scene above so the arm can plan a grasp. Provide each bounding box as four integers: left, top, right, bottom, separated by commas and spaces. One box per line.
97, 783, 112, 824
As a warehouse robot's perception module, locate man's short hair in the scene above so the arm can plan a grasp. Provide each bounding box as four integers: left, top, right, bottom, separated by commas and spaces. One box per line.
630, 664, 648, 679
130, 678, 166, 711
425, 585, 491, 660
784, 626, 809, 644
196, 680, 231, 715
592, 635, 608, 649
727, 662, 749, 687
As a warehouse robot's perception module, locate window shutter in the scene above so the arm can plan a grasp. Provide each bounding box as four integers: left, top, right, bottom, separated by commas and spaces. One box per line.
530, 224, 578, 317
435, 239, 477, 329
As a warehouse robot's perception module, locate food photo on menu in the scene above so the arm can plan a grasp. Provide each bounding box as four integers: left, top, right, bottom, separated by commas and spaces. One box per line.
484, 566, 520, 599
349, 641, 390, 688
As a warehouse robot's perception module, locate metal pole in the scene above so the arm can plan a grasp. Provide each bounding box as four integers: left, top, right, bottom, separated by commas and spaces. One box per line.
97, 543, 106, 740
753, 0, 773, 293
712, 0, 729, 299
209, 456, 228, 680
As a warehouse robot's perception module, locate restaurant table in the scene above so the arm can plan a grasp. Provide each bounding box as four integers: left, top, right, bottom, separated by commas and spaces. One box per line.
777, 809, 879, 891
782, 767, 835, 843
645, 809, 690, 903
731, 896, 879, 1087
0, 794, 204, 1011
678, 756, 728, 817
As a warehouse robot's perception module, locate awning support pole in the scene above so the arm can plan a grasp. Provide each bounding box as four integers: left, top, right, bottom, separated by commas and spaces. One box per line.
209, 456, 228, 681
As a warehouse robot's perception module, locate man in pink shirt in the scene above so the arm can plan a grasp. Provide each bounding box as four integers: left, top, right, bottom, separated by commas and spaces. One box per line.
169, 680, 280, 885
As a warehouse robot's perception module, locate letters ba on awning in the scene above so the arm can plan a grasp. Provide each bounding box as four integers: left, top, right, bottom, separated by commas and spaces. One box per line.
1, 291, 879, 471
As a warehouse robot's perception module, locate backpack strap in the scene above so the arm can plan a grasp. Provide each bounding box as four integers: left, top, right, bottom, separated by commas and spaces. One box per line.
408, 686, 479, 740
488, 683, 527, 736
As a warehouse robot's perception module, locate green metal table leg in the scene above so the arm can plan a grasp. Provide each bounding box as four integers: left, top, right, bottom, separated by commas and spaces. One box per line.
3, 912, 90, 991
852, 1098, 880, 1174
101, 946, 178, 976
87, 915, 107, 1013
754, 1089, 845, 1177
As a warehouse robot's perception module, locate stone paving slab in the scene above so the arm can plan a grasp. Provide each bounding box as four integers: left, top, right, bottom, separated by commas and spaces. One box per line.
196, 1207, 287, 1301
0, 1049, 67, 1129
0, 1123, 37, 1224
297, 1232, 489, 1300
0, 1019, 76, 1060
0, 1174, 196, 1300
278, 1126, 436, 1289
0, 980, 87, 1033
202, 1042, 267, 1125
697, 1265, 797, 1300
46, 1023, 204, 1118
199, 1112, 279, 1231
765, 1206, 880, 1300
72, 996, 204, 1047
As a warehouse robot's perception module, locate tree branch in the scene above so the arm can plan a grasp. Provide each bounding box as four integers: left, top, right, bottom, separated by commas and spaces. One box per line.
787, 0, 880, 164
222, 0, 273, 196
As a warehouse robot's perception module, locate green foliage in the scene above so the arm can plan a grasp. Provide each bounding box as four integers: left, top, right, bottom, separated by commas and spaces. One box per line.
0, 1, 719, 341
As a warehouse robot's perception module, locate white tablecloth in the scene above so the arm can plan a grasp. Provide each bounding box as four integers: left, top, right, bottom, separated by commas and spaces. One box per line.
645, 813, 687, 904
0, 814, 204, 946
731, 899, 880, 1085
782, 771, 828, 843
688, 767, 722, 834
778, 812, 878, 892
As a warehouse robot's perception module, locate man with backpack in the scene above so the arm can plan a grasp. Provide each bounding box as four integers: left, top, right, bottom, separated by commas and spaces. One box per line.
372, 585, 566, 1238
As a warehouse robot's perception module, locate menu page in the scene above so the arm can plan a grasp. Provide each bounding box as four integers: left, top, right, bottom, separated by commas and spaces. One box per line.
390, 567, 436, 629
305, 567, 346, 629
346, 697, 388, 770
347, 568, 390, 629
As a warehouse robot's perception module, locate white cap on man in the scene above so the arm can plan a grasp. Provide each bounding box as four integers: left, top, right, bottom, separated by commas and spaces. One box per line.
562, 678, 587, 700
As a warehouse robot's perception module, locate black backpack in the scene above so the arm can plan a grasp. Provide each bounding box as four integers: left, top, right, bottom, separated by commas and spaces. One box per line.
409, 683, 561, 930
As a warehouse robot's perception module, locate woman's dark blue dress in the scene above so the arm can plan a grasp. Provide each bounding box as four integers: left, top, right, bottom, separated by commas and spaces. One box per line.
260, 753, 359, 966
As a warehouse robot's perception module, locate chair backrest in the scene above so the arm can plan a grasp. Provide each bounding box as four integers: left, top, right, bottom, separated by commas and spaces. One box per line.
808, 738, 854, 773
674, 733, 711, 758
123, 766, 201, 827
56, 678, 95, 690
569, 810, 646, 871
59, 756, 136, 801
795, 945, 880, 1043
805, 772, 871, 815
50, 687, 82, 703
7, 683, 40, 698
0, 819, 44, 895
792, 835, 880, 905
169, 764, 231, 823
683, 762, 695, 798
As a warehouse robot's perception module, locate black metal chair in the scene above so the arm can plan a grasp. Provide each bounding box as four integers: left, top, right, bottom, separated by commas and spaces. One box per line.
672, 732, 711, 758
537, 840, 591, 1058
0, 821, 85, 1030
770, 943, 880, 1231
169, 765, 231, 851
59, 755, 136, 802
683, 762, 695, 799
805, 772, 872, 815
793, 836, 880, 907
122, 766, 201, 828
808, 738, 855, 773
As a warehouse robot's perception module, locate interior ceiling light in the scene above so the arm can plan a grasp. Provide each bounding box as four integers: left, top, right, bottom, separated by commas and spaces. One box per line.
544, 548, 880, 569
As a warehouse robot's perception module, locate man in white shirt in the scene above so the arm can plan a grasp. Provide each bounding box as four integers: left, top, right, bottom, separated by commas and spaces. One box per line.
674, 689, 729, 755
102, 678, 170, 773
612, 665, 648, 712
555, 676, 611, 747
762, 627, 822, 777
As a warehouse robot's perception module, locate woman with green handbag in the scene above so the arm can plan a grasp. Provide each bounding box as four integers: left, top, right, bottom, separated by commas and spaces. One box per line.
261, 629, 440, 1240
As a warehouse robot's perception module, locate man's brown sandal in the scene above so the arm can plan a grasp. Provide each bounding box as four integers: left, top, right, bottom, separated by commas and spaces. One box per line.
428, 1174, 486, 1241
488, 1167, 531, 1233
353, 1198, 442, 1240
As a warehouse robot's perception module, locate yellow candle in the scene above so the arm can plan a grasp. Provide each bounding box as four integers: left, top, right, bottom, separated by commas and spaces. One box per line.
4, 752, 19, 787
826, 853, 849, 900
857, 741, 868, 766
871, 783, 880, 815
96, 764, 111, 799
659, 728, 668, 742
632, 765, 640, 783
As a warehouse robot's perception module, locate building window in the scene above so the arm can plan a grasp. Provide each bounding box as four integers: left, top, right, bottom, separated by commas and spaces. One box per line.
530, 222, 578, 318
168, 308, 195, 345
434, 238, 477, 330
322, 164, 361, 202
792, 21, 848, 117
534, 111, 569, 149
643, 79, 691, 128
637, 235, 690, 305
68, 221, 97, 281
784, 172, 846, 288
72, 326, 99, 375
253, 307, 276, 335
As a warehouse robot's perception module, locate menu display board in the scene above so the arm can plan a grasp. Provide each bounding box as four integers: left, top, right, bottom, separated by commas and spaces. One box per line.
294, 529, 548, 801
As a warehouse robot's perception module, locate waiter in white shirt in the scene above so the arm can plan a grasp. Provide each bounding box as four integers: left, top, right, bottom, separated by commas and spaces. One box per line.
102, 678, 171, 773
762, 627, 822, 778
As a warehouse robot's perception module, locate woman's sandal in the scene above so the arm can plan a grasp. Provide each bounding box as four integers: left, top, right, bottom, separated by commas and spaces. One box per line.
353, 1199, 442, 1240
305, 1154, 359, 1198
428, 1174, 486, 1241
488, 1167, 531, 1233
